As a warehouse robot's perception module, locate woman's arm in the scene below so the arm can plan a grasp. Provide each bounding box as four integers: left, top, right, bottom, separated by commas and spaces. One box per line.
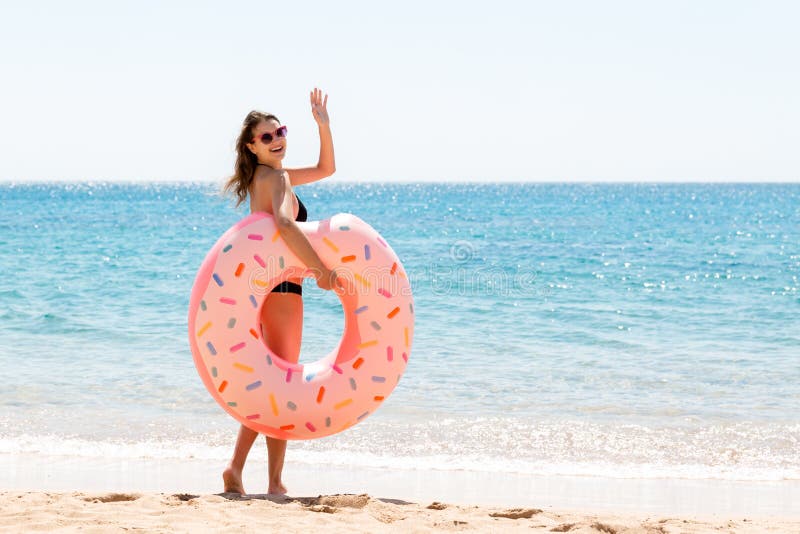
286, 88, 336, 186
264, 168, 340, 290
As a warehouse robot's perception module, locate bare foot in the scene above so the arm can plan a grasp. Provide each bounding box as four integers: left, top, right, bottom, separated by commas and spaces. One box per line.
223, 466, 245, 494
268, 480, 288, 495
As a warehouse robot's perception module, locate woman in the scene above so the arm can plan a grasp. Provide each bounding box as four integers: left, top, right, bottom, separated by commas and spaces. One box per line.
221, 88, 341, 495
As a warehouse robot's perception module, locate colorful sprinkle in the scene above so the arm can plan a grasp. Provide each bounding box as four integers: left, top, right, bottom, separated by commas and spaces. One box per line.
305, 373, 316, 382
364, 244, 371, 260
249, 328, 259, 339
246, 414, 260, 420
334, 398, 353, 410
409, 303, 414, 314
402, 352, 408, 362
253, 254, 265, 267
211, 366, 217, 377
269, 394, 278, 416
206, 341, 217, 355
233, 362, 254, 373
246, 380, 262, 390
287, 401, 297, 411
387, 307, 400, 318
271, 230, 280, 242
390, 262, 397, 275
280, 424, 295, 431
357, 340, 378, 349
339, 225, 350, 231
227, 318, 236, 328
218, 380, 228, 393
230, 342, 245, 352
254, 279, 270, 287
378, 288, 392, 298
372, 376, 386, 383
279, 256, 285, 269
357, 411, 370, 420
387, 346, 393, 361
220, 297, 236, 305
212, 273, 224, 287
306, 422, 316, 432
349, 377, 357, 390
353, 273, 371, 288
227, 401, 237, 407
355, 306, 369, 314
374, 396, 384, 401
352, 357, 364, 369
234, 263, 245, 277
404, 327, 409, 346
325, 417, 332, 427
316, 387, 325, 403
223, 244, 233, 252
341, 255, 356, 263
266, 354, 273, 366
331, 364, 343, 374
286, 369, 293, 382
249, 295, 258, 308
200, 300, 207, 311
370, 321, 381, 331
247, 233, 263, 241
197, 322, 212, 337
322, 237, 339, 252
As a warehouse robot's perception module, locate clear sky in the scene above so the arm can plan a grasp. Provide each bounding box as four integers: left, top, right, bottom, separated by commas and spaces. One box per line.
1, 1, 798, 183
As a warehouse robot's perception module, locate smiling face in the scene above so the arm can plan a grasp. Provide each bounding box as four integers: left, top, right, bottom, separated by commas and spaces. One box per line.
247, 118, 287, 166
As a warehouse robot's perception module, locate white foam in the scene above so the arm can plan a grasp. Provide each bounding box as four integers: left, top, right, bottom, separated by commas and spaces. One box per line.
2, 416, 799, 482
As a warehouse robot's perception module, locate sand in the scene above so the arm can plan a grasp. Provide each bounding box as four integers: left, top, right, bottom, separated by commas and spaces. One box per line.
1, 491, 797, 533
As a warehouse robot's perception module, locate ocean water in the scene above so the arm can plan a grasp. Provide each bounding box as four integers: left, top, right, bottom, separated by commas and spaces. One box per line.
0, 182, 798, 482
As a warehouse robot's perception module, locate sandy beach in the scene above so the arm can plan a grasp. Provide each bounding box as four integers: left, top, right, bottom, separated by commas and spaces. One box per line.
3, 453, 799, 533
4, 490, 800, 533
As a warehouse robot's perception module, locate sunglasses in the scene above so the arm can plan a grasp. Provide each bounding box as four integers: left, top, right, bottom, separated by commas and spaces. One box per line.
256, 125, 288, 144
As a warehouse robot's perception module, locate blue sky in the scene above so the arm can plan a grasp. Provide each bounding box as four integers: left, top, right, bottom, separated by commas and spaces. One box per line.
1, 1, 798, 182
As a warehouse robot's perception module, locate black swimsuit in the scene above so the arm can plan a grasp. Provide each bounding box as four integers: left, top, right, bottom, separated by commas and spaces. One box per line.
255, 164, 306, 296
270, 191, 307, 296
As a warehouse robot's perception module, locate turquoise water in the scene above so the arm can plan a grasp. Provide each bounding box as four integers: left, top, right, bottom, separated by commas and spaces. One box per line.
1, 182, 798, 480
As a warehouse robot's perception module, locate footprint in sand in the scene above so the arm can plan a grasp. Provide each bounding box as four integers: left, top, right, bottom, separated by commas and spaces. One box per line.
489, 507, 542, 519
172, 494, 199, 502
298, 493, 371, 513
307, 504, 337, 513
82, 493, 141, 503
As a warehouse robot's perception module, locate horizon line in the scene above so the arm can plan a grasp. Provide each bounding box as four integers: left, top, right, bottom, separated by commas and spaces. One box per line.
2, 178, 800, 185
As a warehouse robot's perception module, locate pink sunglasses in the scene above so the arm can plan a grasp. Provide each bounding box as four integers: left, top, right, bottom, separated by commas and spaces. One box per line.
256, 125, 288, 144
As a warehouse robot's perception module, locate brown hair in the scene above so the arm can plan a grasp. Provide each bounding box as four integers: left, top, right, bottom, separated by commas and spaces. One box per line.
222, 111, 280, 206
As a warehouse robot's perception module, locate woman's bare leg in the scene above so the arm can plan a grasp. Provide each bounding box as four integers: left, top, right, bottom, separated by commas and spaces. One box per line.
261, 288, 303, 494
222, 425, 258, 494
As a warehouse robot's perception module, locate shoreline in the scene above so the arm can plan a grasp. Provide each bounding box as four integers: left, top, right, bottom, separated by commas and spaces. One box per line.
3, 453, 799, 519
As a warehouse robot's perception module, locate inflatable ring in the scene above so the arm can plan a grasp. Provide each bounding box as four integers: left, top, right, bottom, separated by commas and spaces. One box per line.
188, 212, 413, 440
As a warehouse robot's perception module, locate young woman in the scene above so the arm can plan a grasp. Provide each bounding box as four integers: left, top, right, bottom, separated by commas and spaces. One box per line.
221, 88, 341, 495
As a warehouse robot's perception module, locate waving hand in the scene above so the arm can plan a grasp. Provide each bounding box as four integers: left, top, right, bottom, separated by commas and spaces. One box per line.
310, 87, 330, 126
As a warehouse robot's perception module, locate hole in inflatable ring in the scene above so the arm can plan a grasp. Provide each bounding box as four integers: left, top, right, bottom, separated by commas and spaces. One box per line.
256, 277, 349, 370
298, 279, 346, 366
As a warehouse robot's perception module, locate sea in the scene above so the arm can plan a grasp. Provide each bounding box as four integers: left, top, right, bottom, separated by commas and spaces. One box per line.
1, 182, 798, 483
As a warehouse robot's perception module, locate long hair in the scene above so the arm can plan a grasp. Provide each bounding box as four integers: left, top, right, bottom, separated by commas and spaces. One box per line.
222, 111, 280, 207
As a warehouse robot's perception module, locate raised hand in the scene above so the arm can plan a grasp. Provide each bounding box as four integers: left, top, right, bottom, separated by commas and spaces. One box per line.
310, 87, 330, 126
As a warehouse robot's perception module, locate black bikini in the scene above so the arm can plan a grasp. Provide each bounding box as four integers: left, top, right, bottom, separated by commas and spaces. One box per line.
255, 165, 307, 296
254, 164, 306, 295
270, 194, 306, 295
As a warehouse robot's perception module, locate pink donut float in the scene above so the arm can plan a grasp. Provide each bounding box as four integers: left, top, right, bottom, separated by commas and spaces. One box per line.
188, 212, 413, 440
